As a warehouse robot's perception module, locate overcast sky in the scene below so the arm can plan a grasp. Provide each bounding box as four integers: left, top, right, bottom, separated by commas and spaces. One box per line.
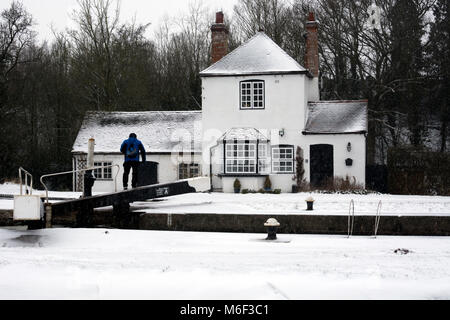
1, 0, 238, 43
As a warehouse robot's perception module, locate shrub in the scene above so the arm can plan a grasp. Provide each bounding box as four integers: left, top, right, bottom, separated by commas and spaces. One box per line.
233, 178, 241, 190
263, 176, 272, 190
273, 189, 281, 194
292, 146, 307, 191
316, 176, 366, 194
241, 189, 249, 194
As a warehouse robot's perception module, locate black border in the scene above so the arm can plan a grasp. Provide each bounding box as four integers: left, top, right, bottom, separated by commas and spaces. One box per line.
1, 300, 441, 319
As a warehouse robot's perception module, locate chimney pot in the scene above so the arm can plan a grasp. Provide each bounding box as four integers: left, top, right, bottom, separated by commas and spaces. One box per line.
216, 11, 224, 24
308, 12, 315, 22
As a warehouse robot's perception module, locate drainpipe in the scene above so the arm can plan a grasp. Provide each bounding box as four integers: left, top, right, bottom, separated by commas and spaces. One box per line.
209, 140, 221, 192
72, 156, 76, 192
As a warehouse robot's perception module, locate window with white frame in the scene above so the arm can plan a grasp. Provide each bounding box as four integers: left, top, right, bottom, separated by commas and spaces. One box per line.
258, 142, 270, 174
178, 163, 200, 180
225, 142, 257, 174
240, 80, 264, 109
272, 146, 294, 173
93, 161, 113, 179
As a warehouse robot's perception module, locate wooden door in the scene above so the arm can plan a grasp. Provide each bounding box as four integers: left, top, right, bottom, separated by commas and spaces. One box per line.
310, 144, 334, 187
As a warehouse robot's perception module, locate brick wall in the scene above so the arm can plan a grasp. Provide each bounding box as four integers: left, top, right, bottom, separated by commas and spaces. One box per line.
210, 11, 229, 64
304, 12, 319, 77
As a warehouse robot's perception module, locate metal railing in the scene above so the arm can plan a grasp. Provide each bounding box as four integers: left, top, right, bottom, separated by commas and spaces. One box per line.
374, 200, 382, 238
19, 167, 33, 195
40, 164, 120, 203
347, 199, 355, 238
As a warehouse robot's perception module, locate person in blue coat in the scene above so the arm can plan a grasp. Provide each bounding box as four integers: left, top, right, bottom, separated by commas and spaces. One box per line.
120, 133, 146, 190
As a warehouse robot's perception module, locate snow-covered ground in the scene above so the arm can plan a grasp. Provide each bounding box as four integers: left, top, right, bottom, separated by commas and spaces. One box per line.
2, 183, 450, 216
1, 228, 450, 300
133, 192, 450, 216
0, 183, 85, 210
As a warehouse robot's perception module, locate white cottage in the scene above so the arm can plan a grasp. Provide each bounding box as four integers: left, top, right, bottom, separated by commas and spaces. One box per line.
72, 111, 202, 192
200, 12, 367, 193
72, 12, 367, 194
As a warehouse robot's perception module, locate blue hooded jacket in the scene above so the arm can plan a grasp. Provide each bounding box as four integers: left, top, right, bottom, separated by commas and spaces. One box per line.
120, 136, 146, 162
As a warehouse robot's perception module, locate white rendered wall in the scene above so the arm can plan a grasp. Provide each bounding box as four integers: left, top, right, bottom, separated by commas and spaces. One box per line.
222, 175, 296, 193
202, 74, 308, 141
201, 74, 366, 192
74, 153, 203, 193
307, 77, 320, 102
201, 73, 308, 190
302, 134, 366, 188
222, 177, 264, 193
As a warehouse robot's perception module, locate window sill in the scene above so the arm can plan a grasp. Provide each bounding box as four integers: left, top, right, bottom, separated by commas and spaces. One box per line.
271, 172, 294, 175
219, 174, 269, 178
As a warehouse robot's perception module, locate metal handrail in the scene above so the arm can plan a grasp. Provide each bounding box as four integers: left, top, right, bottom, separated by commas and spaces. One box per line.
347, 199, 355, 238
19, 167, 33, 195
40, 164, 120, 203
374, 200, 382, 238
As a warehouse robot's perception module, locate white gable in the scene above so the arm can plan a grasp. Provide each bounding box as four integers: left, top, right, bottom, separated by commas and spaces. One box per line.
200, 32, 308, 77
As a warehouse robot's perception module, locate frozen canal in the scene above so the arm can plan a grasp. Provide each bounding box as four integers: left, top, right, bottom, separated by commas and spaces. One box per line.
1, 228, 450, 300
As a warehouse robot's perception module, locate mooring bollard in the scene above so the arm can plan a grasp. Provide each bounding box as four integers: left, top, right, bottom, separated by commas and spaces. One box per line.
83, 137, 96, 197
83, 170, 96, 197
45, 203, 52, 228
306, 196, 315, 211
264, 218, 280, 240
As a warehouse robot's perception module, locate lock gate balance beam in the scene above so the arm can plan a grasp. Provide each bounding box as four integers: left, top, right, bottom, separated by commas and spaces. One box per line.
50, 177, 210, 227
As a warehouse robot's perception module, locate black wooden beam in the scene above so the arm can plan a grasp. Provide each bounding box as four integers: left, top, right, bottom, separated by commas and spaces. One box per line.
51, 180, 196, 218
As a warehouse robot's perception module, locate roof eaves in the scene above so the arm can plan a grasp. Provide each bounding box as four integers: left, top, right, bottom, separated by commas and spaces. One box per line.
200, 70, 310, 77
302, 130, 367, 135
308, 100, 369, 105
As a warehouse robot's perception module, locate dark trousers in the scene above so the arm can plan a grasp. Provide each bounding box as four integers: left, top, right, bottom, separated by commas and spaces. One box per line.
123, 161, 139, 188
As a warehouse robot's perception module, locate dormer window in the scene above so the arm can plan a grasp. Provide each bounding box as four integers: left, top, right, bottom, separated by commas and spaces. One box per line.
240, 80, 265, 109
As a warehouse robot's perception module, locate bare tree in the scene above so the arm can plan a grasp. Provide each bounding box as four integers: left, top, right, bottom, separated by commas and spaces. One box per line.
67, 0, 121, 110
233, 0, 290, 45
0, 1, 35, 179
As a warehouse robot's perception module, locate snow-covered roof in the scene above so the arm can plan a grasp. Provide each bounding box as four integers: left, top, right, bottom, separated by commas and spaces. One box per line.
220, 127, 269, 141
304, 101, 368, 134
72, 111, 202, 153
200, 32, 308, 77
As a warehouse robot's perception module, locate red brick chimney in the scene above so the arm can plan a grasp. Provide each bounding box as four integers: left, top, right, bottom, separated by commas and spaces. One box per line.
304, 12, 319, 77
210, 11, 229, 64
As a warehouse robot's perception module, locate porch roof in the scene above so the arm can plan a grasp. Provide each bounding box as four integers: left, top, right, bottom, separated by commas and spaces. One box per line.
219, 128, 270, 142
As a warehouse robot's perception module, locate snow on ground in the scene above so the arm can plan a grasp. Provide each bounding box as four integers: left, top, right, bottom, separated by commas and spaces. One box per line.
133, 192, 450, 217
0, 228, 450, 300
1, 182, 450, 216
0, 183, 86, 210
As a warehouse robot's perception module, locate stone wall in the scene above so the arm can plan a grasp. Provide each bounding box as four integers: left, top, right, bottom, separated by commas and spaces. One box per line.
3, 208, 450, 236
139, 213, 450, 236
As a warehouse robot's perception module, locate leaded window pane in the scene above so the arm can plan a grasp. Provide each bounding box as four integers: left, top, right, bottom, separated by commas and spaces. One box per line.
224, 142, 257, 174
272, 146, 294, 173
240, 80, 264, 109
